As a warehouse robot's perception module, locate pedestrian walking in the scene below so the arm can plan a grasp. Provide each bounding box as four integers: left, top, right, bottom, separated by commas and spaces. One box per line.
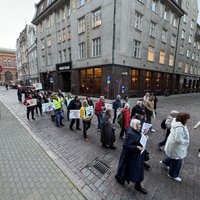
115, 119, 148, 194
101, 109, 116, 149
121, 96, 129, 108
131, 100, 144, 119
80, 100, 92, 141
112, 95, 121, 124
160, 112, 190, 182
94, 96, 105, 131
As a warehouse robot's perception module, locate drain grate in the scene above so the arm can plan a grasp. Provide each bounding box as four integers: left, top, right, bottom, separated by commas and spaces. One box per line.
92, 160, 109, 174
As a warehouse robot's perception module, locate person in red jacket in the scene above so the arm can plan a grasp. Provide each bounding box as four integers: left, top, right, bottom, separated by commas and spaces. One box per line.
94, 96, 105, 131
24, 93, 36, 120
120, 103, 130, 139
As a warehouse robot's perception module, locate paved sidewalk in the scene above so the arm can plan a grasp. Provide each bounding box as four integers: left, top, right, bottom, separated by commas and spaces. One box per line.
0, 100, 86, 200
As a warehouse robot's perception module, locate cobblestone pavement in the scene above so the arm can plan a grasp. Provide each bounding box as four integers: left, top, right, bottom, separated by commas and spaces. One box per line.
0, 87, 200, 200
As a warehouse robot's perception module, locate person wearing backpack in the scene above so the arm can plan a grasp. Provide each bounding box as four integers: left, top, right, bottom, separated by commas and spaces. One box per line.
112, 95, 121, 124
157, 110, 179, 151
119, 103, 130, 139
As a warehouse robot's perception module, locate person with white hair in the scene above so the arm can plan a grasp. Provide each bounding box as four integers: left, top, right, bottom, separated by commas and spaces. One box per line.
119, 103, 130, 139
112, 95, 121, 124
115, 118, 148, 194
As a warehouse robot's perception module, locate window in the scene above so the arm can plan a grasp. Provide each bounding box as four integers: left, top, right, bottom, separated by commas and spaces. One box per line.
147, 46, 155, 62
178, 61, 183, 68
145, 71, 152, 90
67, 5, 71, 16
92, 9, 101, 28
179, 45, 184, 54
183, 14, 187, 23
92, 37, 101, 57
164, 7, 169, 21
41, 38, 45, 49
198, 42, 200, 50
150, 21, 156, 37
63, 49, 67, 62
191, 19, 194, 29
171, 34, 176, 47
151, 0, 157, 13
181, 30, 185, 39
161, 29, 167, 43
62, 28, 67, 41
160, 3, 164, 18
58, 51, 62, 63
47, 53, 52, 65
192, 53, 195, 60
78, 42, 86, 59
184, 63, 189, 73
169, 54, 174, 66
196, 55, 199, 62
186, 50, 190, 58
7, 59, 12, 66
47, 0, 53, 6
190, 65, 193, 74
188, 35, 192, 44
78, 17, 85, 34
194, 41, 196, 48
133, 40, 141, 58
130, 69, 139, 90
42, 55, 45, 66
46, 16, 50, 28
57, 31, 62, 43
173, 15, 178, 28
135, 11, 142, 30
2, 59, 7, 66
47, 35, 51, 47
159, 50, 165, 64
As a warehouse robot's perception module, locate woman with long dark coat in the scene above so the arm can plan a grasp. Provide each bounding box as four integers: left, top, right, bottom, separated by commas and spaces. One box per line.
101, 109, 116, 149
115, 119, 148, 194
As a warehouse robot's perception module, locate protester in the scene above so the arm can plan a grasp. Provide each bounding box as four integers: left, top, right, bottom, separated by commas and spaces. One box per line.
86, 96, 94, 107
23, 93, 35, 120
115, 119, 147, 194
131, 100, 144, 119
121, 96, 129, 108
65, 93, 73, 121
143, 92, 150, 103
144, 95, 155, 132
80, 100, 92, 141
94, 96, 105, 131
112, 95, 121, 124
68, 96, 82, 131
157, 110, 179, 151
52, 94, 64, 127
17, 87, 23, 102
35, 91, 44, 117
101, 109, 116, 149
160, 112, 190, 182
119, 103, 130, 139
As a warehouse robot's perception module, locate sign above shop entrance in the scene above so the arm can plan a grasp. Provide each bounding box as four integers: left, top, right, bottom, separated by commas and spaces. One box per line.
56, 62, 72, 72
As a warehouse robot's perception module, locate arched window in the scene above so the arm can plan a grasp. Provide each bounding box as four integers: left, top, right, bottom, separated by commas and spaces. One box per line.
5, 71, 13, 82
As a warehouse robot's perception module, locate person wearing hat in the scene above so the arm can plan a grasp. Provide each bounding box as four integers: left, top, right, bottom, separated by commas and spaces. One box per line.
157, 110, 179, 151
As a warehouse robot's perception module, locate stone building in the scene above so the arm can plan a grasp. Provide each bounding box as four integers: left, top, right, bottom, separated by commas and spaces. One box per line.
0, 48, 17, 85
32, 0, 200, 98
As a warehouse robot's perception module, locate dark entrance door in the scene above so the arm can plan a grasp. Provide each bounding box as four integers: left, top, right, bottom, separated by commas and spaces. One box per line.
61, 72, 71, 92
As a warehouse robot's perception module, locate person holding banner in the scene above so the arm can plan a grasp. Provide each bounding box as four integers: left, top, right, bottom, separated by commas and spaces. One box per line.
80, 100, 92, 141
115, 119, 147, 194
68, 96, 82, 131
23, 93, 36, 120
52, 95, 64, 127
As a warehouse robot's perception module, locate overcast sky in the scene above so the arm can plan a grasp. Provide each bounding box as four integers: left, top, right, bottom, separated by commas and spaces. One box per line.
0, 0, 200, 50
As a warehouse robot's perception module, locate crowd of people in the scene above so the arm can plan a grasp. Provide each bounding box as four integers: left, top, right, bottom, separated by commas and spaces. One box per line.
18, 88, 199, 195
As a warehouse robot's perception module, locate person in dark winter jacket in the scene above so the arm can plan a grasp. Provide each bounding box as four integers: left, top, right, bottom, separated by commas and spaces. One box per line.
115, 119, 148, 194
101, 109, 116, 149
68, 96, 82, 131
131, 101, 144, 119
112, 95, 121, 124
86, 96, 94, 107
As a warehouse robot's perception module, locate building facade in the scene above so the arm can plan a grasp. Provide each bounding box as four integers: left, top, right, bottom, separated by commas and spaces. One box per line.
0, 48, 17, 85
32, 0, 200, 98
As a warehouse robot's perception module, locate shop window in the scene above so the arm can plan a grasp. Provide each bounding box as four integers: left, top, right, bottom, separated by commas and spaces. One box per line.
130, 69, 139, 90
145, 71, 152, 90
156, 73, 162, 90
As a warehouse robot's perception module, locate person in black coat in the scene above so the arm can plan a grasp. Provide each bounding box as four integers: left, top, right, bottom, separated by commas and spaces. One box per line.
68, 96, 82, 131
131, 101, 144, 119
112, 95, 121, 124
115, 118, 148, 195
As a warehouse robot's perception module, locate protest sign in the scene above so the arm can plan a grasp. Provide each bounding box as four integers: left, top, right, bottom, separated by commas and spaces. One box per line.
26, 99, 37, 107
141, 122, 152, 135
42, 102, 55, 112
105, 103, 113, 110
69, 110, 80, 119
84, 106, 94, 118
32, 83, 42, 90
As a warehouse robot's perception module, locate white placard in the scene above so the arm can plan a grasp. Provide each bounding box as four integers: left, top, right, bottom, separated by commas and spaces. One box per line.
140, 134, 148, 154
141, 122, 152, 135
32, 83, 43, 90
42, 102, 55, 112
105, 103, 113, 110
84, 106, 94, 118
26, 99, 37, 107
69, 110, 80, 119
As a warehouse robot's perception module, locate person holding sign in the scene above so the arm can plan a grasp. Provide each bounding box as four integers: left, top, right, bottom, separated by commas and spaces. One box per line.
80, 100, 92, 141
115, 119, 147, 194
23, 93, 36, 120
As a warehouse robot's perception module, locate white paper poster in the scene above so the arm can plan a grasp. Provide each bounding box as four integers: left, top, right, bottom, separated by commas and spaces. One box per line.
26, 99, 37, 107
42, 102, 55, 112
84, 106, 94, 118
140, 134, 148, 154
105, 103, 113, 110
69, 110, 81, 119
141, 122, 152, 135
32, 83, 43, 90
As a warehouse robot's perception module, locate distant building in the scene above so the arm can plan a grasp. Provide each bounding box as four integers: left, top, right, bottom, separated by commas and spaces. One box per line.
32, 0, 200, 98
0, 48, 17, 85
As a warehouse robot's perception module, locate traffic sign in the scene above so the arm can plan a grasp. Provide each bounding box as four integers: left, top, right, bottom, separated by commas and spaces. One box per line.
107, 75, 110, 84
0, 65, 3, 73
